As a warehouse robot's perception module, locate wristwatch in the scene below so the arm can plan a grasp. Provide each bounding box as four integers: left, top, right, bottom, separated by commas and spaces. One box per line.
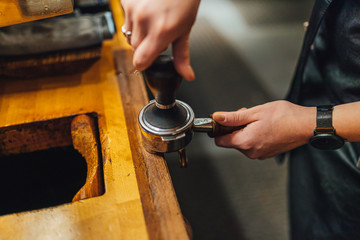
309, 105, 344, 150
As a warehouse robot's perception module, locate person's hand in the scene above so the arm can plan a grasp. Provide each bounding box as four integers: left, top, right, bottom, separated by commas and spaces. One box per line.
213, 100, 316, 160
121, 0, 200, 81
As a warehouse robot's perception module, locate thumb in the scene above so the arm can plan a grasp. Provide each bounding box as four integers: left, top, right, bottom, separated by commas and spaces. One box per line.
213, 108, 254, 127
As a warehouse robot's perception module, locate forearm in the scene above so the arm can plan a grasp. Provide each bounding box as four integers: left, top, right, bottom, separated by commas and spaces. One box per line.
263, 101, 360, 145
334, 102, 360, 142
268, 102, 360, 145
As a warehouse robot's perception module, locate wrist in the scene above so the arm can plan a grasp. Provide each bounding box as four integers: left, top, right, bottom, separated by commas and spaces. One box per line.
287, 104, 316, 145
299, 106, 317, 142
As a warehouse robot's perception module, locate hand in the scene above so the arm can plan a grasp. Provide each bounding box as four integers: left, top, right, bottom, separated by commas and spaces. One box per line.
121, 0, 201, 81
213, 100, 316, 160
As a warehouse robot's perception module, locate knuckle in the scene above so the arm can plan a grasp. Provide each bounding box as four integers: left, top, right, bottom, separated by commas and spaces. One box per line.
155, 22, 174, 39
233, 111, 247, 124
240, 143, 251, 151
233, 112, 242, 122
122, 0, 134, 13
215, 137, 227, 148
214, 138, 221, 146
120, 0, 128, 8
239, 139, 263, 159
133, 12, 148, 24
277, 100, 291, 111
131, 3, 151, 23
238, 137, 252, 151
131, 38, 140, 49
246, 151, 258, 160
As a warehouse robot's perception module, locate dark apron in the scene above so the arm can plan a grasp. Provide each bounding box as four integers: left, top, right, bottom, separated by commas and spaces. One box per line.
287, 0, 360, 239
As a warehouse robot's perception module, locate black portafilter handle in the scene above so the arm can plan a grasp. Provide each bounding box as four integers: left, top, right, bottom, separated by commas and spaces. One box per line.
144, 55, 182, 108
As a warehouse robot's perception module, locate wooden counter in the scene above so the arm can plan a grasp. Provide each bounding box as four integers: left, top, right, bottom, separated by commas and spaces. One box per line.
0, 0, 73, 27
0, 1, 190, 239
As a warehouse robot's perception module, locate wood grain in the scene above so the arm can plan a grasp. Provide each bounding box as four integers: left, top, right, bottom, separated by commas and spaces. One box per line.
0, 116, 73, 156
0, 0, 189, 239
71, 114, 104, 202
115, 50, 191, 240
0, 0, 73, 27
0, 46, 102, 79
0, 39, 148, 240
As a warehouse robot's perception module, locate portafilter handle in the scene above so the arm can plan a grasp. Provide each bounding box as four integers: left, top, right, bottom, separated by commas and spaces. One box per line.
193, 117, 246, 137
144, 55, 182, 109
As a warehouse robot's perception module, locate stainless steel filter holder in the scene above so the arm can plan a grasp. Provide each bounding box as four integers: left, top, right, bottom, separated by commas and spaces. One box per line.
139, 55, 244, 167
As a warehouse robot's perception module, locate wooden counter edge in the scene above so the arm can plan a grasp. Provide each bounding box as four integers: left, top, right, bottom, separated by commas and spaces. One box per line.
114, 50, 191, 240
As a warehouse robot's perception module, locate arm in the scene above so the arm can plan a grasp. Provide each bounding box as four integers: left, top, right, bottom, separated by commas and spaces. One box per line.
121, 0, 201, 81
333, 102, 360, 142
213, 100, 360, 160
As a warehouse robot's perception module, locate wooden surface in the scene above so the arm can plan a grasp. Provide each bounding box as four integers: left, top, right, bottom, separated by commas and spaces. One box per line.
0, 115, 73, 156
0, 46, 102, 79
115, 50, 191, 240
0, 0, 73, 27
0, 41, 148, 240
0, 0, 190, 239
71, 114, 104, 202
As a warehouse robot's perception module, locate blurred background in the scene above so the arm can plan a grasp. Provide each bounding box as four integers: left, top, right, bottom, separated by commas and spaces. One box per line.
163, 0, 314, 239
0, 0, 313, 238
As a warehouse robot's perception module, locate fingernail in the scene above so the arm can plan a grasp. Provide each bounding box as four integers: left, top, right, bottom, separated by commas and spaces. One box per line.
213, 113, 225, 122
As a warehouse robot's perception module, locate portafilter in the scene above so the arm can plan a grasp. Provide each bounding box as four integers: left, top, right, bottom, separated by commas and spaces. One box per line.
139, 55, 244, 167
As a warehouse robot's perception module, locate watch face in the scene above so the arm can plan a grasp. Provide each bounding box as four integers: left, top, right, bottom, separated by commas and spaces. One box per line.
310, 134, 344, 150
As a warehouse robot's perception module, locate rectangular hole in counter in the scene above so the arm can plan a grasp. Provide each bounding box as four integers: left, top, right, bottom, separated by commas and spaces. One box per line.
0, 113, 105, 216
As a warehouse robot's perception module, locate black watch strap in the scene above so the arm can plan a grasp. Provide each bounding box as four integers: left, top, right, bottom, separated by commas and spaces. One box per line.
310, 105, 344, 150
314, 105, 335, 135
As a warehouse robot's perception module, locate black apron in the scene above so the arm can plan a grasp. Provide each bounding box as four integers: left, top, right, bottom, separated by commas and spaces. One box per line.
287, 0, 360, 239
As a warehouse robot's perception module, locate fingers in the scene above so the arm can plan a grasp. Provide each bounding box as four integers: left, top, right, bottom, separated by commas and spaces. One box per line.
214, 129, 267, 160
213, 101, 309, 160
130, 13, 172, 70
121, 0, 133, 45
123, 9, 132, 34
133, 33, 195, 80
121, 0, 199, 79
130, 5, 151, 51
172, 34, 195, 81
214, 108, 250, 150
215, 133, 238, 149
213, 108, 255, 127
132, 34, 169, 70
130, 21, 147, 52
